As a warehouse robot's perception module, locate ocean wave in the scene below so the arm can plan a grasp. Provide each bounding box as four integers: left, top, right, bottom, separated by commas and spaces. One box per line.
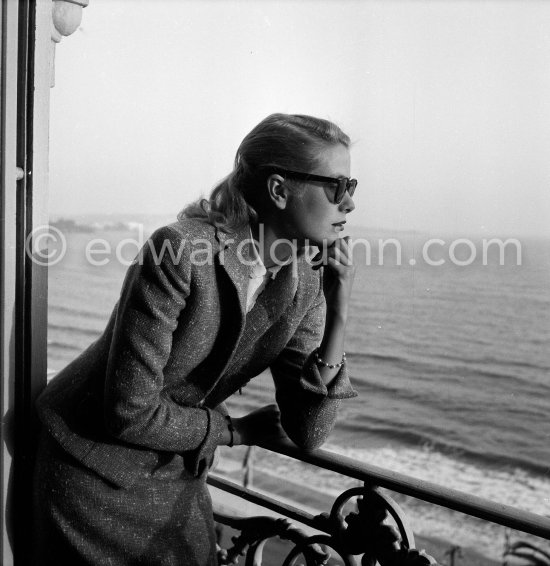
346, 350, 550, 391
48, 322, 102, 339
335, 420, 550, 478
346, 350, 406, 365
48, 303, 109, 320
429, 351, 550, 374
46, 341, 84, 353
441, 364, 549, 391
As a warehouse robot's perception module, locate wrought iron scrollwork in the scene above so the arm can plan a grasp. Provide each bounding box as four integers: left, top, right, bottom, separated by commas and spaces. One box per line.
214, 482, 438, 565
214, 513, 329, 566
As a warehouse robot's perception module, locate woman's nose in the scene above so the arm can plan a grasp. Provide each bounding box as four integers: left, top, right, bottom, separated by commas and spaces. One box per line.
339, 191, 355, 213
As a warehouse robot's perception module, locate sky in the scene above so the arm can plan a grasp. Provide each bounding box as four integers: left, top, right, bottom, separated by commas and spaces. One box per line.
49, 0, 550, 237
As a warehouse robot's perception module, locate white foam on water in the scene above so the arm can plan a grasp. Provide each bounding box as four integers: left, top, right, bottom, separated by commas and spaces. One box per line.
324, 443, 550, 517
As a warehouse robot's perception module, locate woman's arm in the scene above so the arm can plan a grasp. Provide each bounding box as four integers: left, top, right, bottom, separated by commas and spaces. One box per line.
103, 226, 232, 457
316, 236, 355, 383
268, 237, 357, 450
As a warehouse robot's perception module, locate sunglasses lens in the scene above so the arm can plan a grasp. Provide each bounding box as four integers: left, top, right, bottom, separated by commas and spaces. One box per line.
335, 179, 357, 203
334, 180, 345, 204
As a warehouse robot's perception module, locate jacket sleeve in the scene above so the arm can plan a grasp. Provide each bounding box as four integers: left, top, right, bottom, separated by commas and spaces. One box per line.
270, 280, 357, 450
103, 225, 227, 460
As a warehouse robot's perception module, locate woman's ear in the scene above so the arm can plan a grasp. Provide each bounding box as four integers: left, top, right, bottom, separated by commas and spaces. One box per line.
266, 174, 288, 210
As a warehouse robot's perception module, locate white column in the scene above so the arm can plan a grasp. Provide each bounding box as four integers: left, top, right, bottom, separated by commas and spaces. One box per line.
1, 2, 20, 565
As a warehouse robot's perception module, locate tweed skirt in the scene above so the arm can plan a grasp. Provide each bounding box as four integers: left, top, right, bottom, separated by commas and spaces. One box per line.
32, 432, 218, 566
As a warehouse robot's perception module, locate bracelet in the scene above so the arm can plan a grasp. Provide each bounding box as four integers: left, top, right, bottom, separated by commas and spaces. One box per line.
225, 415, 235, 447
314, 348, 346, 369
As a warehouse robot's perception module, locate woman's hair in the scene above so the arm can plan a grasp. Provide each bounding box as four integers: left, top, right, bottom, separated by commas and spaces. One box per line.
178, 113, 350, 232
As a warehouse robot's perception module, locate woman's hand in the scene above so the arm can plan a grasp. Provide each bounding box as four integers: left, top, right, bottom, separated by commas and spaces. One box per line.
321, 236, 356, 319
232, 404, 286, 446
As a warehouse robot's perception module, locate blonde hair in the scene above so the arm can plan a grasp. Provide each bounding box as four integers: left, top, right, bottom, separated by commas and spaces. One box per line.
179, 113, 350, 232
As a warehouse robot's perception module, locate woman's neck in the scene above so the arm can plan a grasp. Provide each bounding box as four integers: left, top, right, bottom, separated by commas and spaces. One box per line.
251, 222, 295, 269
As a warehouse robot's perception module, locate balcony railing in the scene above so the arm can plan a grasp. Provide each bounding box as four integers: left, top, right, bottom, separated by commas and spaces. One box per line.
208, 438, 550, 566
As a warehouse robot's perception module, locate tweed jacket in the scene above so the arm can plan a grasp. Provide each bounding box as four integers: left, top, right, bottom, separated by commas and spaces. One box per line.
36, 218, 357, 489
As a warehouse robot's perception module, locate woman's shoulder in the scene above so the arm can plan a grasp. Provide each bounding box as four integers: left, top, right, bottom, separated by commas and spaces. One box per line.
140, 219, 219, 269
150, 217, 217, 243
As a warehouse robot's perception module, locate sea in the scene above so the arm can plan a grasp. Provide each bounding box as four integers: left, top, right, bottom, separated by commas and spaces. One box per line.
46, 214, 550, 553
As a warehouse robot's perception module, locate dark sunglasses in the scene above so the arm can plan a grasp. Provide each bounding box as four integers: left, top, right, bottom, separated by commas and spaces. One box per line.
268, 167, 357, 205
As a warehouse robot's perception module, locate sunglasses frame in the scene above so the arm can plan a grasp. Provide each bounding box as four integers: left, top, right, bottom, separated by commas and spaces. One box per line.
266, 167, 357, 204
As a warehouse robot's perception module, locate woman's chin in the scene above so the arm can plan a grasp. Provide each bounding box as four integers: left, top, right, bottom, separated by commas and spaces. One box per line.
321, 233, 340, 246
302, 235, 337, 250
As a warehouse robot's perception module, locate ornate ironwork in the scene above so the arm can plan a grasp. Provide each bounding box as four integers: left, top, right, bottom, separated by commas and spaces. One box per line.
214, 513, 329, 566
213, 480, 438, 566
503, 540, 550, 566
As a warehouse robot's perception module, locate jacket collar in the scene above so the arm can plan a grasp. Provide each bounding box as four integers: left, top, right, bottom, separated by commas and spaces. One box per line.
214, 224, 300, 321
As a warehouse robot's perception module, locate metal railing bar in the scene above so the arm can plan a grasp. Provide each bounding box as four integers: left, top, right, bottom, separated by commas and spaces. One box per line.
208, 474, 321, 531
259, 439, 550, 540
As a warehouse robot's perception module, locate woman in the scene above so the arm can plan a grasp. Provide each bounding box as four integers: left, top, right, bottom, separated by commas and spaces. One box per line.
33, 113, 358, 565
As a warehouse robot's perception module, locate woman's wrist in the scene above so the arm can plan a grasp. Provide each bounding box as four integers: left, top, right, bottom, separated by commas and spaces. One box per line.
324, 275, 354, 312
319, 301, 349, 380
314, 348, 346, 369
224, 415, 235, 447
230, 416, 245, 446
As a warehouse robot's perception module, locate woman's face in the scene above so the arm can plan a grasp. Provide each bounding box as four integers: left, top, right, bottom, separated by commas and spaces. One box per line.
277, 143, 355, 247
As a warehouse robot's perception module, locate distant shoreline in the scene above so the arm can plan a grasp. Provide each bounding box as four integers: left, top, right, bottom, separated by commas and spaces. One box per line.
48, 214, 550, 242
